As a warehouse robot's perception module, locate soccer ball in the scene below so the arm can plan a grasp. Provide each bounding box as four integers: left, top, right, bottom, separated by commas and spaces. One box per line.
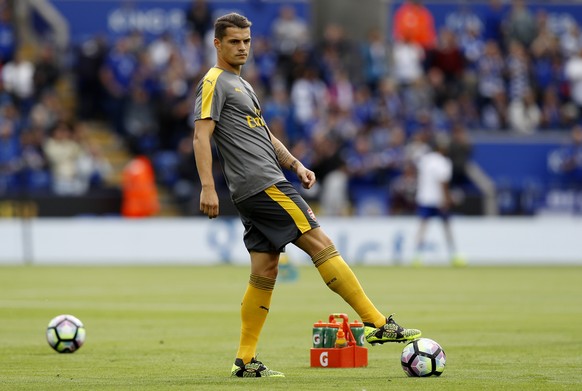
401, 338, 446, 377
46, 314, 86, 353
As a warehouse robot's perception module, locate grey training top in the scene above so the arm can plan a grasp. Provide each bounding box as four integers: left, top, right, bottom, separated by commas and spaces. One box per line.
194, 67, 286, 203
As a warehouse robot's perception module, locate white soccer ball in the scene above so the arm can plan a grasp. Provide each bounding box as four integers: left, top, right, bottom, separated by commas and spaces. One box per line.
46, 314, 86, 353
401, 338, 446, 377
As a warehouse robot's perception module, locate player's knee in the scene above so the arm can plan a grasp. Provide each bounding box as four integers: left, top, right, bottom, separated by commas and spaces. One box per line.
297, 227, 333, 253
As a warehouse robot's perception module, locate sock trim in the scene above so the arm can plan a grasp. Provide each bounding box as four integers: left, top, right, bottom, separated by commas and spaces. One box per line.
312, 244, 340, 267
249, 274, 276, 291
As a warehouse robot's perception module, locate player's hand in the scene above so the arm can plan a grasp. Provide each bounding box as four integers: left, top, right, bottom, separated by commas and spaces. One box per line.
296, 165, 316, 189
200, 187, 219, 218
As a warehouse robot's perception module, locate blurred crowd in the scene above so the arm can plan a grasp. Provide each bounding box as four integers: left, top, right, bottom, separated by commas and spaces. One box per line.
1, 0, 582, 215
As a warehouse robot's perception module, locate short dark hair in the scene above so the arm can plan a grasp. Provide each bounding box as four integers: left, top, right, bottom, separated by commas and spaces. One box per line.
214, 13, 252, 40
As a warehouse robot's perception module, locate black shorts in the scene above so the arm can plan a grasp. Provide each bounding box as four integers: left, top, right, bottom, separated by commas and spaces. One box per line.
235, 181, 320, 252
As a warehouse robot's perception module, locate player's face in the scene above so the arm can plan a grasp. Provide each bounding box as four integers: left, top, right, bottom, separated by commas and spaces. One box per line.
215, 27, 251, 71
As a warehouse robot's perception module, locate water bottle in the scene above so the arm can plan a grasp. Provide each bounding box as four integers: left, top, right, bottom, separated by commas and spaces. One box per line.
349, 320, 365, 347
312, 320, 326, 348
334, 328, 347, 348
324, 321, 339, 348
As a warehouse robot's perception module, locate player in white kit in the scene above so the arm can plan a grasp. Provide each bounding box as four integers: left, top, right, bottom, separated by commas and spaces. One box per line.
413, 135, 466, 267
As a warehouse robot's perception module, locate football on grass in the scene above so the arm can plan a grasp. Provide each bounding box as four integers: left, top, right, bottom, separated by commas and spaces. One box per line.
46, 314, 86, 353
401, 338, 446, 377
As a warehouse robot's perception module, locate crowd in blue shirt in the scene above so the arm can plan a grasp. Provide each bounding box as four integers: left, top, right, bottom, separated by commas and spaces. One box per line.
1, 0, 581, 215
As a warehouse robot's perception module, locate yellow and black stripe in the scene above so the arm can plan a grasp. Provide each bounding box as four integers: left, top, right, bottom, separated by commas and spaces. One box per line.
200, 67, 223, 119
235, 181, 319, 252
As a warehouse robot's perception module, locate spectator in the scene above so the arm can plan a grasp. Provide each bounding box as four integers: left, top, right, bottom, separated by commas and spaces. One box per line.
2, 51, 35, 115
448, 123, 473, 187
548, 125, 582, 187
392, 0, 437, 50
425, 67, 449, 109
482, 0, 506, 46
539, 86, 565, 129
505, 0, 537, 49
459, 23, 485, 71
0, 4, 15, 65
271, 5, 309, 59
28, 90, 64, 133
290, 67, 328, 140
405, 128, 431, 165
271, 5, 309, 87
392, 35, 425, 87
327, 68, 355, 113
310, 132, 348, 216
530, 28, 564, 100
248, 36, 278, 93
43, 121, 84, 195
564, 47, 582, 119
148, 32, 176, 72
99, 36, 138, 137
481, 90, 509, 130
73, 35, 108, 120
0, 119, 19, 193
185, 0, 213, 41
77, 142, 113, 192
389, 161, 417, 215
319, 23, 355, 78
345, 133, 377, 187
476, 40, 505, 110
445, 3, 483, 47
262, 84, 293, 131
180, 30, 205, 82
457, 91, 481, 129
508, 88, 541, 134
361, 27, 390, 91
32, 43, 60, 99
560, 23, 582, 59
156, 60, 191, 151
324, 106, 358, 145
123, 86, 159, 155
121, 148, 159, 218
354, 83, 381, 126
375, 123, 407, 185
172, 136, 200, 215
401, 77, 433, 126
506, 40, 531, 101
18, 127, 49, 190
427, 28, 465, 97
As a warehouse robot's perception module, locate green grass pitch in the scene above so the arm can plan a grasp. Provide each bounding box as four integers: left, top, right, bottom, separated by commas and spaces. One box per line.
1, 264, 581, 390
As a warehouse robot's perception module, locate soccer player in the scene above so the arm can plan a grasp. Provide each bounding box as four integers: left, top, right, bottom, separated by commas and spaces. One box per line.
412, 134, 466, 267
193, 13, 422, 378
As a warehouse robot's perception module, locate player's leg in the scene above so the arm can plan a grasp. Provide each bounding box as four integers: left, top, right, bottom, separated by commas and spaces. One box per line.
294, 228, 384, 326
441, 217, 456, 257
231, 250, 284, 377
413, 219, 429, 266
237, 251, 277, 364
413, 206, 434, 266
441, 216, 466, 267
295, 228, 421, 344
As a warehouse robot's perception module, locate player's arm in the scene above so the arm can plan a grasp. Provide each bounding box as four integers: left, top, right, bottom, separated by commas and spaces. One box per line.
193, 119, 219, 218
268, 129, 316, 189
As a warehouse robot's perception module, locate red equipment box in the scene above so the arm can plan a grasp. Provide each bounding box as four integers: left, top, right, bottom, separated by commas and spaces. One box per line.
310, 313, 368, 368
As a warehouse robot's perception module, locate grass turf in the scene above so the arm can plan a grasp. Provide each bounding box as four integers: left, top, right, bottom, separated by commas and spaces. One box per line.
0, 265, 581, 390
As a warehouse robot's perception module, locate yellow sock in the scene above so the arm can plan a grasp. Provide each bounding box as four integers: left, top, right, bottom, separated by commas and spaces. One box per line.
313, 245, 385, 328
236, 274, 275, 364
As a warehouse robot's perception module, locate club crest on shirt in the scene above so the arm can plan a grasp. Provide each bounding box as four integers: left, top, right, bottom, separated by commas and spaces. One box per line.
307, 208, 317, 221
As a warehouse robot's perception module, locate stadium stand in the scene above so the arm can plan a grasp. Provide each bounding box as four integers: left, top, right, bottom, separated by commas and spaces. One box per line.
1, 0, 581, 217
